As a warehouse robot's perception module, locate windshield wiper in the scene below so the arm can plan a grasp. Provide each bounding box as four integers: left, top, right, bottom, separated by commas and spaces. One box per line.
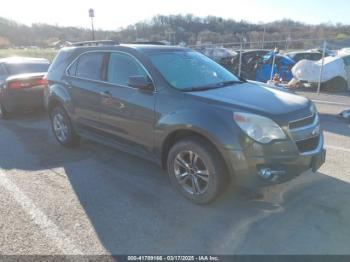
185, 79, 245, 92
218, 80, 245, 86
186, 85, 218, 91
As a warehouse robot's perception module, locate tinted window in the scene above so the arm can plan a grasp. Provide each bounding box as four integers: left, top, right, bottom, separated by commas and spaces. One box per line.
76, 53, 104, 81
343, 56, 350, 66
0, 64, 7, 75
147, 51, 239, 91
292, 54, 301, 62
312, 53, 322, 60
67, 60, 78, 76
5, 63, 49, 75
107, 52, 147, 86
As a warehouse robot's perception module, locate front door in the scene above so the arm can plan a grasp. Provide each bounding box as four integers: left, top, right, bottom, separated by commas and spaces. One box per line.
98, 52, 156, 153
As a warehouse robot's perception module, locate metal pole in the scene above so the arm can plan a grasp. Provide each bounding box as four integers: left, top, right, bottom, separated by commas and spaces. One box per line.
90, 17, 95, 41
317, 41, 327, 94
270, 47, 277, 81
238, 42, 243, 77
88, 9, 95, 41
262, 25, 266, 49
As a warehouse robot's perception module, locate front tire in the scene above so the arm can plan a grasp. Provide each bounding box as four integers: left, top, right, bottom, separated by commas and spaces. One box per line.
167, 137, 228, 204
322, 77, 348, 92
50, 106, 80, 147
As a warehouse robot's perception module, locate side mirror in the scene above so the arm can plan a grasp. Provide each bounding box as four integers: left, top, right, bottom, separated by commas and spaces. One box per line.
128, 76, 153, 91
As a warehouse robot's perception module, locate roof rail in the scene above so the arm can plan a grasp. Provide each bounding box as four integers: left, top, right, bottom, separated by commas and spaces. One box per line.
130, 41, 167, 46
72, 40, 119, 47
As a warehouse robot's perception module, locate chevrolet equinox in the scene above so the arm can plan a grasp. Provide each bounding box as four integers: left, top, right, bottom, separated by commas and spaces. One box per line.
46, 42, 326, 204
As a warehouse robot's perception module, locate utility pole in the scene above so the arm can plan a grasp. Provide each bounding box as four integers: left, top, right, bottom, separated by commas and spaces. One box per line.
270, 47, 278, 81
89, 8, 95, 41
317, 41, 327, 94
262, 24, 266, 49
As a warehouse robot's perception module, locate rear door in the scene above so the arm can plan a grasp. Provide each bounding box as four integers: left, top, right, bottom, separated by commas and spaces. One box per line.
65, 52, 107, 130
98, 52, 155, 152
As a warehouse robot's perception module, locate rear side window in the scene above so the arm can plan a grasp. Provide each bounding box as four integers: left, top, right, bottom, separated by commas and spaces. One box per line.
293, 54, 303, 62
67, 60, 78, 76
107, 52, 147, 86
75, 52, 104, 81
312, 53, 322, 60
5, 63, 49, 75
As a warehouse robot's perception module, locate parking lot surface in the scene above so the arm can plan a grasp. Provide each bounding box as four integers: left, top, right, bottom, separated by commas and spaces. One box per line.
0, 92, 349, 255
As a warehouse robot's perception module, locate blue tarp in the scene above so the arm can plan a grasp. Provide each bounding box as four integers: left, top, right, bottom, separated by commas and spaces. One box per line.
256, 52, 295, 83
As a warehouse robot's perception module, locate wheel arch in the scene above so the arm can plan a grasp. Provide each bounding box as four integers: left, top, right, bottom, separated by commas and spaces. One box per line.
160, 128, 231, 181
48, 98, 63, 117
47, 84, 72, 118
322, 76, 349, 91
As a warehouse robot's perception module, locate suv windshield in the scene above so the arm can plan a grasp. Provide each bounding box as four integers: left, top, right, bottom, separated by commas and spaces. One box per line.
147, 51, 240, 91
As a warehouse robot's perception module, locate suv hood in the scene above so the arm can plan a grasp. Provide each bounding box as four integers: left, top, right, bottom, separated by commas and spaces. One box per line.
187, 82, 310, 116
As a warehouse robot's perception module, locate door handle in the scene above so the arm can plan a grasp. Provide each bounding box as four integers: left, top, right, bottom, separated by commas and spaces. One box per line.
99, 91, 112, 98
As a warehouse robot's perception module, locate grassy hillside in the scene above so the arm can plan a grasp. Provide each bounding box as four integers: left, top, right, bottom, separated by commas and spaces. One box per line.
0, 48, 57, 61
1, 15, 350, 49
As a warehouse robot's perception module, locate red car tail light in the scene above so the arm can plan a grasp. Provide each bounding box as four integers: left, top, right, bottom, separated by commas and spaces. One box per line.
7, 77, 48, 90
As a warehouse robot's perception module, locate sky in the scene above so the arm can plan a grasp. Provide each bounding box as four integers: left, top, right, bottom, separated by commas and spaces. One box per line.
0, 0, 349, 30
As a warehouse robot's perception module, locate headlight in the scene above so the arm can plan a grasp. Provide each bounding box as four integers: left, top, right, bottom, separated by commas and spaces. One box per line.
233, 112, 286, 144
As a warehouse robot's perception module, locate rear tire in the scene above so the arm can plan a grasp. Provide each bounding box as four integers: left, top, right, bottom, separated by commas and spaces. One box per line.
167, 137, 228, 204
322, 77, 348, 92
50, 106, 80, 147
0, 103, 10, 120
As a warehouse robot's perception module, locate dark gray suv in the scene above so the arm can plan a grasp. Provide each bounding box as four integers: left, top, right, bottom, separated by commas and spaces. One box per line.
46, 42, 326, 204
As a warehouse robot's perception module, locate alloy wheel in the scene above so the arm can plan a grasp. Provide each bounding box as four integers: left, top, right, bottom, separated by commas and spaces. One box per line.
174, 150, 210, 195
53, 113, 68, 142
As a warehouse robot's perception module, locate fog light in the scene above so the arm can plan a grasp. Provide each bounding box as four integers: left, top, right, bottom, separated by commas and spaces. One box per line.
258, 168, 286, 181
259, 168, 273, 179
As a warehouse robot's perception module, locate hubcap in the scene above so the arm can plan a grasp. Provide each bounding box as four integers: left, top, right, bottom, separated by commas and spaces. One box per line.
53, 113, 68, 142
174, 151, 210, 195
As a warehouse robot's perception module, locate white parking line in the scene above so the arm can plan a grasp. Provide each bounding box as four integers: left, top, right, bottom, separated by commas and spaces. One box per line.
325, 145, 350, 153
312, 99, 350, 107
0, 169, 83, 255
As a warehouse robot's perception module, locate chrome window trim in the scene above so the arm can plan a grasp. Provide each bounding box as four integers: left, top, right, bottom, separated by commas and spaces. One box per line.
65, 50, 156, 92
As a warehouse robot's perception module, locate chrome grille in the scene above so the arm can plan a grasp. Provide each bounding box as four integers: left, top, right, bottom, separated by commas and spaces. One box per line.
289, 113, 321, 154
289, 114, 316, 130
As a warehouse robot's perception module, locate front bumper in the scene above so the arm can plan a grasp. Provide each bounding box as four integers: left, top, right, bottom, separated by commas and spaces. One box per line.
223, 134, 326, 188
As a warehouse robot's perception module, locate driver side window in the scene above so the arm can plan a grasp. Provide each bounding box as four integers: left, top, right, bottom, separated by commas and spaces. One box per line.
107, 52, 147, 86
